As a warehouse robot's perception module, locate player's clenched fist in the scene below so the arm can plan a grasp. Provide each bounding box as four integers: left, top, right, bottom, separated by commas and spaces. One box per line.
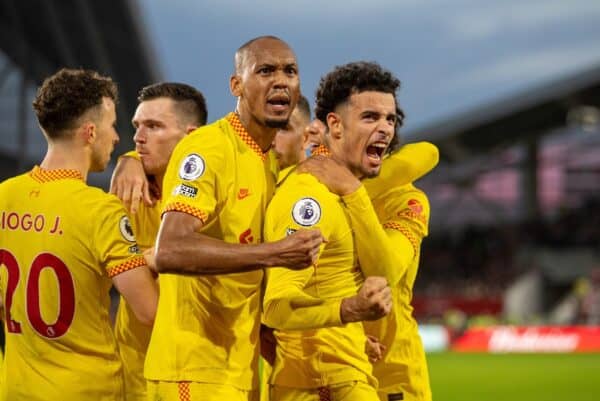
340, 276, 392, 323
268, 229, 324, 270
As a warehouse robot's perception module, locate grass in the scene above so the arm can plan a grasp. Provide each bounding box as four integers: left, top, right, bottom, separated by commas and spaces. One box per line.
427, 352, 600, 401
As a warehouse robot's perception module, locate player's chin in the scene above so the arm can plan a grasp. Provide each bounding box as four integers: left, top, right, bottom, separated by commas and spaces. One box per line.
265, 117, 289, 129
361, 157, 383, 178
361, 165, 381, 179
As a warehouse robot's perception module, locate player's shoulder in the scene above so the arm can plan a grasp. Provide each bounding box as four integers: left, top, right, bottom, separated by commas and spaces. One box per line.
172, 117, 234, 161
381, 183, 430, 229
385, 183, 429, 207
78, 186, 128, 215
276, 170, 335, 204
268, 170, 336, 227
180, 118, 230, 146
0, 172, 29, 190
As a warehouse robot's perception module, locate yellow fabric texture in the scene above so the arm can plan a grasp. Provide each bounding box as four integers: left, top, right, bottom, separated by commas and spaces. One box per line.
144, 114, 275, 392
262, 171, 374, 389
356, 146, 435, 401
121, 150, 141, 161
0, 166, 144, 401
114, 197, 162, 401
270, 380, 378, 401
147, 380, 259, 401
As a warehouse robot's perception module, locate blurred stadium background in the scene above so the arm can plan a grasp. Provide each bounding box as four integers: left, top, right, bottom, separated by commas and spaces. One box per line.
1, 1, 599, 400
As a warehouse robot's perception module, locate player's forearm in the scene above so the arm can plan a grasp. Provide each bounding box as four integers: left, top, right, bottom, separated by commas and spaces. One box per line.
342, 186, 412, 284
263, 294, 343, 330
155, 233, 280, 275
112, 265, 158, 326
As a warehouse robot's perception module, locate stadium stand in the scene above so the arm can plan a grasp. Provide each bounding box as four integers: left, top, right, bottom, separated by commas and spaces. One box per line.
0, 0, 161, 184
407, 64, 600, 325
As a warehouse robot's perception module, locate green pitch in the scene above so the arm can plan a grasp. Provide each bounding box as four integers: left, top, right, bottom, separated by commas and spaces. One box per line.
428, 352, 600, 401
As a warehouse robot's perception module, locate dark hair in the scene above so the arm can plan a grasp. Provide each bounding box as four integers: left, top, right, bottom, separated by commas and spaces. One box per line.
296, 94, 311, 120
32, 68, 117, 139
388, 106, 406, 152
138, 82, 207, 126
315, 61, 404, 152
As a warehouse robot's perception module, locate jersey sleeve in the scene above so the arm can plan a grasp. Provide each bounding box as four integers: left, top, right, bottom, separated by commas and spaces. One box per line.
341, 185, 414, 285
262, 267, 343, 330
120, 150, 141, 161
381, 186, 430, 270
384, 186, 430, 236
262, 179, 342, 330
161, 128, 229, 225
93, 196, 145, 278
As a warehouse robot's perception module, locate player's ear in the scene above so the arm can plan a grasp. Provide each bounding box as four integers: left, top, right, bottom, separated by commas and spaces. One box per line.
185, 125, 198, 135
326, 112, 342, 139
81, 121, 96, 144
230, 74, 242, 97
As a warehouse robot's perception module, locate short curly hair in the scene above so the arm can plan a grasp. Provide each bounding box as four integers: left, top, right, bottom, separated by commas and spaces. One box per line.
315, 61, 405, 150
33, 68, 117, 139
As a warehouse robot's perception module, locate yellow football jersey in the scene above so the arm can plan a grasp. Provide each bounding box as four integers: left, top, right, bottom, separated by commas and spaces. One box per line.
0, 166, 145, 401
262, 170, 375, 389
356, 154, 433, 401
114, 196, 162, 401
144, 113, 276, 391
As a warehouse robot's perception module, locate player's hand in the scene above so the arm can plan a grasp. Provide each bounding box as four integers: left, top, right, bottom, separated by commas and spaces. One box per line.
365, 334, 387, 363
110, 156, 154, 214
340, 276, 392, 323
270, 229, 325, 270
296, 156, 361, 196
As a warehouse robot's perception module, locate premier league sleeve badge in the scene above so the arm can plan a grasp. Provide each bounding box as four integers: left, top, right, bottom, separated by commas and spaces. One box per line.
179, 153, 205, 181
291, 197, 321, 227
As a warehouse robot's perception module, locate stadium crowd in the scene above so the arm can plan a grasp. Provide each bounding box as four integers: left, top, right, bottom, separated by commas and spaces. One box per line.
415, 197, 600, 320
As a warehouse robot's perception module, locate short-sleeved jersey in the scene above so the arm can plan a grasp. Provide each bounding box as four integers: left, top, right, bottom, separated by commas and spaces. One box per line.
114, 196, 162, 401
262, 169, 375, 389
144, 113, 276, 391
363, 171, 432, 400
0, 166, 145, 401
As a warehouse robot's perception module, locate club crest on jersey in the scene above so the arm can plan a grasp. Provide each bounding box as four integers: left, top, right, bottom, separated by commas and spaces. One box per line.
119, 216, 136, 242
407, 198, 423, 214
179, 153, 205, 181
292, 197, 321, 227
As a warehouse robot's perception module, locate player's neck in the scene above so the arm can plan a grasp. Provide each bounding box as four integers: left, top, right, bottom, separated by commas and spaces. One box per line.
40, 144, 89, 181
154, 172, 164, 197
330, 151, 364, 180
236, 111, 277, 152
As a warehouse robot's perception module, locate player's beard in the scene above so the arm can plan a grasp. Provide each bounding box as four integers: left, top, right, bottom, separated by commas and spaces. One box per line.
265, 118, 289, 129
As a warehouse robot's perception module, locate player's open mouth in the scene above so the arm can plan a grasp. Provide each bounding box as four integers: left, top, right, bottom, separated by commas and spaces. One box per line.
267, 94, 290, 112
366, 142, 387, 161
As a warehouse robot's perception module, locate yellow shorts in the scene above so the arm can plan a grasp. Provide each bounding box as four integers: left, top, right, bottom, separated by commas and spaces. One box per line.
270, 381, 378, 401
146, 381, 258, 401
260, 359, 272, 401
377, 388, 432, 401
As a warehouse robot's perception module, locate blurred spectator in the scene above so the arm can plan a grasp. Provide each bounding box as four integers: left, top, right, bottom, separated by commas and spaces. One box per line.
581, 268, 600, 325
415, 197, 600, 323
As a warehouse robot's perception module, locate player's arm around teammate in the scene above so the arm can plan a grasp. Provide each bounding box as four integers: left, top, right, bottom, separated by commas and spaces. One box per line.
109, 125, 324, 276
297, 142, 438, 285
